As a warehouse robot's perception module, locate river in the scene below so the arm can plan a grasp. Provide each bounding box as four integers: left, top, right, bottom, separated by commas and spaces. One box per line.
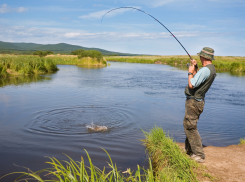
0, 62, 245, 181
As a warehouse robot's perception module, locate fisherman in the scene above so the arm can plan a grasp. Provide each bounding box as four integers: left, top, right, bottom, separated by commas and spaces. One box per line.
183, 47, 216, 163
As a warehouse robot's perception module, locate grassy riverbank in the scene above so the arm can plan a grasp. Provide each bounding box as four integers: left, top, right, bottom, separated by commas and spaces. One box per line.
143, 126, 202, 181
47, 54, 107, 67
0, 55, 58, 77
1, 127, 213, 182
0, 54, 107, 77
105, 55, 245, 72
1, 149, 155, 182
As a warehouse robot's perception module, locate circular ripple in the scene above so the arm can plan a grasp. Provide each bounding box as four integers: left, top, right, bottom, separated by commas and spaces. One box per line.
26, 105, 133, 136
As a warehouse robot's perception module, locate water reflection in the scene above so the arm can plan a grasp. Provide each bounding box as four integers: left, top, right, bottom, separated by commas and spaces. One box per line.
77, 65, 107, 69
218, 70, 245, 77
0, 74, 52, 87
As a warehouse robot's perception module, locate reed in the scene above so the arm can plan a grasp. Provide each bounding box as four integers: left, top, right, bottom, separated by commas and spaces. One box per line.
47, 55, 107, 67
0, 55, 58, 77
239, 138, 245, 145
0, 149, 154, 182
105, 55, 245, 72
142, 126, 200, 182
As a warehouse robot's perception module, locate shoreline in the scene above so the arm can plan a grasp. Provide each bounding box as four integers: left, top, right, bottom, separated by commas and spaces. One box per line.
105, 55, 245, 73
177, 143, 245, 181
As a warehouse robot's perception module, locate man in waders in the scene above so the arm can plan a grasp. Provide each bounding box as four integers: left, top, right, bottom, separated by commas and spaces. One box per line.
183, 47, 216, 163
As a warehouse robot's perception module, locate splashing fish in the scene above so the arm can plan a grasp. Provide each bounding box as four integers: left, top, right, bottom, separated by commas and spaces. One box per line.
86, 122, 108, 132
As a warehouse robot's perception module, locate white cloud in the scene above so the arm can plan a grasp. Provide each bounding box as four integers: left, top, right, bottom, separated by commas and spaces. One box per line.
16, 7, 28, 13
31, 6, 87, 12
0, 25, 219, 42
147, 0, 176, 7
64, 32, 80, 38
0, 4, 28, 14
1, 25, 243, 56
128, 0, 190, 8
0, 4, 10, 13
79, 7, 138, 20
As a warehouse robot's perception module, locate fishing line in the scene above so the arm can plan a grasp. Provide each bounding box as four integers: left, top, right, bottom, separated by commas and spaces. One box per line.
101, 7, 193, 60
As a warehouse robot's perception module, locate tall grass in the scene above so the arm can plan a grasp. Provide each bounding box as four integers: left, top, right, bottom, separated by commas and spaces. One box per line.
0, 55, 58, 77
142, 126, 199, 182
105, 55, 245, 72
48, 55, 107, 67
239, 138, 245, 145
0, 149, 154, 182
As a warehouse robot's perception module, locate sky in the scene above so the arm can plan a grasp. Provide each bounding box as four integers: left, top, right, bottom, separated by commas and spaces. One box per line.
0, 0, 244, 56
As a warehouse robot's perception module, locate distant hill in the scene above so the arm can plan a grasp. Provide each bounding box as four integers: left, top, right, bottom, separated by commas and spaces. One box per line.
0, 41, 139, 56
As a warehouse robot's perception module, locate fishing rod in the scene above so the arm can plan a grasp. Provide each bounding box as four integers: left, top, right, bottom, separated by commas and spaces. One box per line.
101, 7, 196, 66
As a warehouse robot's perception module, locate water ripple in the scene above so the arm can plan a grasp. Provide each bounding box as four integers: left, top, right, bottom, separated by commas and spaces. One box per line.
26, 105, 134, 136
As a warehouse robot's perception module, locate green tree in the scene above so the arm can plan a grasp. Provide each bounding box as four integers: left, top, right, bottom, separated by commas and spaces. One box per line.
71, 49, 85, 55
33, 50, 53, 57
78, 50, 103, 61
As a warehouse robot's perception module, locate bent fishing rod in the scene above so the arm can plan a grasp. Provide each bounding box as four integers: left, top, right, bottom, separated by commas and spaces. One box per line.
101, 7, 197, 68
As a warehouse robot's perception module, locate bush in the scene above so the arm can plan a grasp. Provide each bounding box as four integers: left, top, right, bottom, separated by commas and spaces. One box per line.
0, 55, 58, 76
33, 50, 53, 57
78, 50, 103, 61
70, 49, 85, 55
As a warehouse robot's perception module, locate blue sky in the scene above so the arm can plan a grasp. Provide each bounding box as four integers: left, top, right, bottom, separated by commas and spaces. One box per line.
0, 0, 244, 56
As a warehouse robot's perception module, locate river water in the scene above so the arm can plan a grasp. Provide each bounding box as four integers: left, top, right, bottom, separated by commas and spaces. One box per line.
0, 62, 245, 181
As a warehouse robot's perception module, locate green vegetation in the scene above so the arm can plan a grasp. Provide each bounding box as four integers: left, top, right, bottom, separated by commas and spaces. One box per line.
142, 126, 200, 181
71, 49, 85, 55
239, 138, 245, 145
106, 55, 245, 72
33, 50, 53, 57
77, 50, 107, 66
79, 50, 103, 60
0, 55, 58, 77
50, 52, 107, 67
78, 57, 107, 67
1, 149, 155, 182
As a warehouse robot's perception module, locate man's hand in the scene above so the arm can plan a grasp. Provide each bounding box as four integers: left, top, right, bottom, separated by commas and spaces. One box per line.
191, 59, 197, 66
189, 59, 197, 75
188, 65, 195, 74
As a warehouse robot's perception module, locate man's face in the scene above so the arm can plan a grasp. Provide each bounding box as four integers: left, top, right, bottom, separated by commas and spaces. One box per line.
200, 56, 204, 65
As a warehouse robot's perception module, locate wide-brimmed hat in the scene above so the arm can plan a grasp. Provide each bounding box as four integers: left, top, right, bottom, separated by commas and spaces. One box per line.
197, 47, 215, 60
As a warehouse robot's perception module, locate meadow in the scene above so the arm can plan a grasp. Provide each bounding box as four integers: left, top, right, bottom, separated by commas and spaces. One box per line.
0, 55, 58, 77
0, 54, 107, 77
47, 54, 107, 67
105, 55, 245, 72
1, 54, 244, 77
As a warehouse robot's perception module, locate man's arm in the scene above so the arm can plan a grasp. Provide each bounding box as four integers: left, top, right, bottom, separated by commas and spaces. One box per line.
188, 59, 198, 89
188, 66, 195, 89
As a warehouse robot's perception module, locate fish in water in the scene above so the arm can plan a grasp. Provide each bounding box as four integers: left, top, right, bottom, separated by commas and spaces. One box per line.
86, 122, 108, 132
